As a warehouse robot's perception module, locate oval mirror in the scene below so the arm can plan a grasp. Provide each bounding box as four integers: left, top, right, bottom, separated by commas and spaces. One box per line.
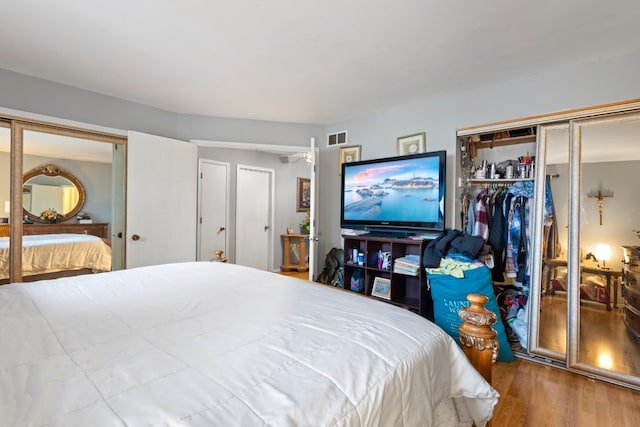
22, 164, 86, 223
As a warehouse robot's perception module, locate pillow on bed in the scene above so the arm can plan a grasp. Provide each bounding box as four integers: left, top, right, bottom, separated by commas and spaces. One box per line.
428, 265, 515, 362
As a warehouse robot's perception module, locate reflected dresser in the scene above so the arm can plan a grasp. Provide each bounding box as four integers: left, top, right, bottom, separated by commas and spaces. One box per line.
622, 246, 640, 341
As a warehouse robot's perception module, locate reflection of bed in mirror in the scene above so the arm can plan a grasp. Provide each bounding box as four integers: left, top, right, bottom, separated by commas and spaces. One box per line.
0, 223, 111, 283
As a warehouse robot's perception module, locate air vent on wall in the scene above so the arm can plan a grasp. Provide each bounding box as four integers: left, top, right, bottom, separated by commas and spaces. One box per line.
327, 130, 347, 147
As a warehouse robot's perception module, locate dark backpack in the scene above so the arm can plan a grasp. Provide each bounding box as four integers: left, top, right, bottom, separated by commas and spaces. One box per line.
316, 248, 344, 288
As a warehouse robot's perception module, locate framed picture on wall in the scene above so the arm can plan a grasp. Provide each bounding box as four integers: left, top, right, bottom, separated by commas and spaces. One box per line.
371, 276, 391, 300
338, 145, 361, 174
296, 177, 311, 212
397, 132, 426, 156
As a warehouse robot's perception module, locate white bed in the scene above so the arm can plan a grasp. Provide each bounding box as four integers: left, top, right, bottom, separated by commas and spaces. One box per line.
0, 233, 112, 280
0, 262, 498, 426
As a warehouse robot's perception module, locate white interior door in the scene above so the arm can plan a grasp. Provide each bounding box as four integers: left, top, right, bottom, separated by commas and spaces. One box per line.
235, 165, 274, 270
198, 159, 229, 261
308, 138, 318, 280
127, 131, 198, 268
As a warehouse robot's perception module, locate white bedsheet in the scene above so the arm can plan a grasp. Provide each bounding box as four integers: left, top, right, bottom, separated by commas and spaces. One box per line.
0, 233, 112, 279
0, 262, 498, 426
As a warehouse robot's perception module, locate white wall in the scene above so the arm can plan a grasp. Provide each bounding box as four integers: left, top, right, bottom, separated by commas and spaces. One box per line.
2, 51, 639, 272
318, 52, 640, 260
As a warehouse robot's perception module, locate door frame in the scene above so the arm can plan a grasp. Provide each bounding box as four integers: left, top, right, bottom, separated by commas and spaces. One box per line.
197, 158, 230, 261
235, 163, 275, 270
193, 138, 318, 275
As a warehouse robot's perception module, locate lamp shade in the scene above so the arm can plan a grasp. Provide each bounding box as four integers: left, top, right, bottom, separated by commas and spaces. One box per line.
595, 244, 612, 262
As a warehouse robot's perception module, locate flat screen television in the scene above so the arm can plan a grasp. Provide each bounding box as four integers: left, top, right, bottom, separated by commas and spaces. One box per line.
340, 150, 446, 236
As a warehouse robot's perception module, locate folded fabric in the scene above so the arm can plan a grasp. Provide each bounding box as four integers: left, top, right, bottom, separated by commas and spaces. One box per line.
426, 256, 484, 279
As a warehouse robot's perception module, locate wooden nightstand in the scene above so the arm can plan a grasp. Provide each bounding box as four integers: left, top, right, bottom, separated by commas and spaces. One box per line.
281, 234, 309, 272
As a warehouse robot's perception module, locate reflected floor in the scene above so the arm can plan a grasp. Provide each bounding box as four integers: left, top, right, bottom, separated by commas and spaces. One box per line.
539, 294, 640, 376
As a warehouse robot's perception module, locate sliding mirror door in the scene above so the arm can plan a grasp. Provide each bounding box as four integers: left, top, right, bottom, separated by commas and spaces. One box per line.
0, 123, 11, 283
531, 110, 640, 388
2, 117, 126, 284
531, 123, 570, 361
570, 111, 640, 386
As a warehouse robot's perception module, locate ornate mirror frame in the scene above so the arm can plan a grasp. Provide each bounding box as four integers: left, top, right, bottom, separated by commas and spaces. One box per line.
22, 164, 86, 223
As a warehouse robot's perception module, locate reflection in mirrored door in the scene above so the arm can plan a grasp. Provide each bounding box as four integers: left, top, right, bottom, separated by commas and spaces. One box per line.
0, 124, 12, 283
572, 112, 640, 384
0, 125, 10, 225
532, 124, 570, 360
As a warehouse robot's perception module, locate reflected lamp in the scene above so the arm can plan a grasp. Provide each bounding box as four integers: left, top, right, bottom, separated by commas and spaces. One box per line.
595, 243, 612, 268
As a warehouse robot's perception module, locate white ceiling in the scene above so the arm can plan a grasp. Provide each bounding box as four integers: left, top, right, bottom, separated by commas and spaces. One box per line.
1, 1, 639, 125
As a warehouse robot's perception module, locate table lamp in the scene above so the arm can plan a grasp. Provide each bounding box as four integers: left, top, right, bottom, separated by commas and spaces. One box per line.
595, 243, 612, 269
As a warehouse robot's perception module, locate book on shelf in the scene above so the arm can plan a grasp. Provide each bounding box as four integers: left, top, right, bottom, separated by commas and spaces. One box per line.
394, 255, 420, 267
393, 254, 421, 276
392, 266, 419, 276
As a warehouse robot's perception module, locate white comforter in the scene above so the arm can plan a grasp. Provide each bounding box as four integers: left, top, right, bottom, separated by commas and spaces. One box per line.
0, 233, 112, 279
0, 262, 498, 426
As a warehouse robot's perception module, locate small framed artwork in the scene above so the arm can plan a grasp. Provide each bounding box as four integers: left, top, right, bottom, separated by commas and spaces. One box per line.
371, 276, 391, 300
397, 132, 426, 156
338, 145, 362, 174
296, 177, 311, 212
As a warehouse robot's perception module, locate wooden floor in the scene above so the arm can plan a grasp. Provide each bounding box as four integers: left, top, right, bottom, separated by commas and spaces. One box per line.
277, 271, 640, 426
491, 358, 640, 426
538, 293, 640, 375
278, 270, 310, 280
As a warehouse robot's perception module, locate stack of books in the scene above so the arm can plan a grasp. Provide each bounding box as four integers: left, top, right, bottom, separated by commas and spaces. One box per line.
393, 254, 421, 276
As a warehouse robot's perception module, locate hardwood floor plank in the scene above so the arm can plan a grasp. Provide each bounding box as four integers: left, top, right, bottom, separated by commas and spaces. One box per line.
491, 359, 640, 427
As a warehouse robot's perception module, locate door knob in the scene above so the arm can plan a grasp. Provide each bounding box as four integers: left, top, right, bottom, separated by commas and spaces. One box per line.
132, 234, 140, 241
264, 226, 269, 231
218, 227, 226, 232
117, 232, 123, 238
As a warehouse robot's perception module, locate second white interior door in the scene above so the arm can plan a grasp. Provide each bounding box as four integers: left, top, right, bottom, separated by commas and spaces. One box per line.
235, 165, 273, 270
198, 159, 229, 261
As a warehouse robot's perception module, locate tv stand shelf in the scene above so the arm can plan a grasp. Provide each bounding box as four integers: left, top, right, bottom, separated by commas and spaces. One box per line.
342, 234, 432, 318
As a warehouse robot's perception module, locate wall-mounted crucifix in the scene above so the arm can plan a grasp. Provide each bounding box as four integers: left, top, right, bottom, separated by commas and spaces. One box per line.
587, 189, 614, 225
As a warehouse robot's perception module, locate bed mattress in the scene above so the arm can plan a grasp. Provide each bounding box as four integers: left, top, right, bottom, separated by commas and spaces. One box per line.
0, 262, 498, 426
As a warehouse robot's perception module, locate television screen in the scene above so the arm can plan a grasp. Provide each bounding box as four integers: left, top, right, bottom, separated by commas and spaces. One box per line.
340, 150, 446, 235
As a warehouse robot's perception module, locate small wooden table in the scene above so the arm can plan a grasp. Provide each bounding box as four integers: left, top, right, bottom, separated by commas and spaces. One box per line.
543, 258, 622, 310
281, 234, 309, 272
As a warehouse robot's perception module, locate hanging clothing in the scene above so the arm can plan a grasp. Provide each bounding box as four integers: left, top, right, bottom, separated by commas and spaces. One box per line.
488, 190, 507, 282
472, 190, 490, 240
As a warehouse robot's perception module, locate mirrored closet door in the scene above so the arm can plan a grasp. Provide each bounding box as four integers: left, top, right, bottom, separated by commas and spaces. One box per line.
2, 117, 126, 283
532, 109, 640, 389
530, 123, 570, 362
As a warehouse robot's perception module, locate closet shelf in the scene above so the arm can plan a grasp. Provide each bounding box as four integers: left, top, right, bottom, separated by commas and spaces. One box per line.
471, 134, 536, 149
466, 178, 534, 184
